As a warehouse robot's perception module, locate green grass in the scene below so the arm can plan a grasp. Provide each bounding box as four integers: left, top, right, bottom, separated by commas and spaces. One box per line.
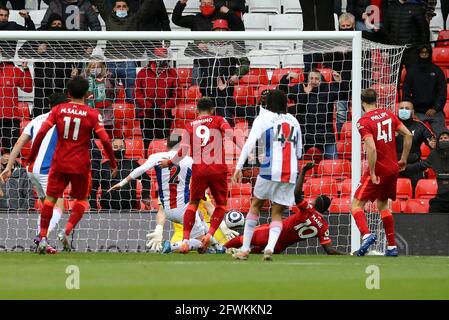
0, 253, 448, 299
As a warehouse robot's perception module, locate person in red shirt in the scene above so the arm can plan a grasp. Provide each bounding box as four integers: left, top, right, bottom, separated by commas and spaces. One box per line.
134, 47, 182, 150
0, 61, 33, 153
26, 76, 117, 254
159, 97, 235, 253
352, 88, 412, 257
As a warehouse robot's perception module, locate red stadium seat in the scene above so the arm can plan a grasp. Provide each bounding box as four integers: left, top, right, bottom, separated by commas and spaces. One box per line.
396, 178, 413, 199
147, 139, 167, 156
415, 179, 437, 199
14, 102, 31, 119
444, 102, 449, 119
336, 141, 352, 160
317, 159, 351, 179
270, 68, 304, 85
176, 68, 192, 87
437, 30, 449, 47
328, 197, 352, 214
226, 197, 251, 213
229, 182, 252, 196
172, 119, 191, 129
432, 47, 449, 67
113, 103, 135, 138
174, 102, 197, 119
390, 199, 403, 213
298, 159, 317, 179
427, 168, 437, 179
234, 85, 256, 106
420, 143, 431, 159
316, 68, 334, 82
339, 178, 352, 198
403, 199, 429, 214
303, 147, 323, 162
371, 83, 397, 107
125, 139, 144, 159
238, 68, 269, 86
340, 121, 352, 140
185, 85, 202, 103
303, 177, 339, 197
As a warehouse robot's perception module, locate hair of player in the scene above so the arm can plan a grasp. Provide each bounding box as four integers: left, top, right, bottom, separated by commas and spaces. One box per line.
266, 89, 287, 114
167, 134, 182, 150
0, 6, 9, 14
48, 92, 69, 108
361, 88, 377, 104
67, 76, 90, 99
314, 195, 331, 214
197, 97, 215, 113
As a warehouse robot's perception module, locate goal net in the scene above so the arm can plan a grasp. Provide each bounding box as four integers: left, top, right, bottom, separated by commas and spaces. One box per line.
0, 31, 404, 254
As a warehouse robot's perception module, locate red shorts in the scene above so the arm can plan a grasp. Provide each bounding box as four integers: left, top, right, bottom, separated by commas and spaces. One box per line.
354, 171, 398, 202
190, 172, 228, 206
46, 168, 92, 200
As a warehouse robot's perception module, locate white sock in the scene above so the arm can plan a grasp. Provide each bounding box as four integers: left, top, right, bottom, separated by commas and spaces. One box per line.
362, 233, 372, 240
387, 246, 397, 250
241, 212, 259, 252
264, 221, 283, 253
48, 207, 63, 235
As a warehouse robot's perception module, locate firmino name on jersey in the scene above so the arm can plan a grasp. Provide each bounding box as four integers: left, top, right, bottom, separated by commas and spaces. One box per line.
370, 112, 387, 121
191, 118, 213, 125
60, 108, 87, 117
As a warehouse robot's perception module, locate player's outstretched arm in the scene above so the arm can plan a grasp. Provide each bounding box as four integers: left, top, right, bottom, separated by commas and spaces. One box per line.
294, 161, 314, 204
322, 243, 348, 255
0, 133, 31, 183
397, 123, 413, 171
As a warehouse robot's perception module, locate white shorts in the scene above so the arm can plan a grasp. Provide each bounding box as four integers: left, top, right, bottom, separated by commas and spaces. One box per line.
27, 172, 48, 199
253, 176, 296, 207
164, 204, 208, 240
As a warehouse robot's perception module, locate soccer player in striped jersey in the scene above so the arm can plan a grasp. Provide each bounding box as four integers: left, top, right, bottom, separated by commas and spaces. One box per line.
232, 89, 303, 261
109, 135, 228, 253
0, 93, 69, 254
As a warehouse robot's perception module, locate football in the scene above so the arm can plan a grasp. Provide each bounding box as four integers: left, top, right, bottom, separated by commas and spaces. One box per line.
224, 210, 245, 229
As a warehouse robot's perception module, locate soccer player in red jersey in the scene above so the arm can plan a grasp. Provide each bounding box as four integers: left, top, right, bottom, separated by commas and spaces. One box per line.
26, 76, 117, 254
352, 88, 413, 257
225, 163, 346, 255
159, 97, 235, 253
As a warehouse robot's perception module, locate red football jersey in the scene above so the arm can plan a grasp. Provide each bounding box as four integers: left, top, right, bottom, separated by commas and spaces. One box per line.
357, 108, 402, 177
181, 115, 232, 175
43, 102, 110, 174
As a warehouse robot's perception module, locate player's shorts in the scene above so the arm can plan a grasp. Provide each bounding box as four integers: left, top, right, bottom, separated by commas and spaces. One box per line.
46, 168, 92, 199
27, 172, 48, 199
253, 176, 295, 206
354, 171, 398, 202
190, 172, 228, 206
163, 202, 208, 240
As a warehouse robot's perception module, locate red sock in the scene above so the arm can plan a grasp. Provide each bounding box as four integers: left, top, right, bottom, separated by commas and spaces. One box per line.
65, 200, 89, 236
208, 205, 226, 236
380, 209, 396, 246
351, 208, 370, 236
40, 199, 55, 238
183, 204, 198, 240
224, 236, 243, 249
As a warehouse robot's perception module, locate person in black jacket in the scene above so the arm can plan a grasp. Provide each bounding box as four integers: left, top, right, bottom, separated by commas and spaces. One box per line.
0, 1, 25, 9
403, 44, 447, 136
0, 6, 35, 59
396, 100, 435, 192
279, 70, 345, 159
99, 138, 151, 210
405, 130, 449, 213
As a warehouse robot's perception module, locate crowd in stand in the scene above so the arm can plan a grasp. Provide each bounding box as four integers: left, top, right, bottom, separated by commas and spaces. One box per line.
0, 0, 449, 213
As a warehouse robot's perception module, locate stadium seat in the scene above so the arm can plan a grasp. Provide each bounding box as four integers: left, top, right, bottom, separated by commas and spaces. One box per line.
415, 179, 438, 199
303, 177, 339, 197
147, 139, 167, 156
328, 197, 352, 214
14, 102, 31, 119
317, 159, 351, 179
176, 68, 192, 87
174, 102, 197, 119
303, 147, 323, 162
238, 68, 269, 86
243, 13, 270, 31
432, 47, 449, 67
234, 85, 256, 106
113, 103, 135, 138
248, 0, 281, 14
403, 199, 430, 214
226, 197, 251, 213
298, 159, 318, 179
437, 30, 449, 47
339, 121, 352, 140
339, 178, 352, 198
269, 14, 302, 31
270, 68, 304, 85
281, 51, 304, 68
281, 0, 302, 13
371, 83, 397, 107
389, 199, 402, 213
420, 143, 431, 159
396, 178, 413, 200
336, 141, 352, 160
125, 139, 144, 159
184, 85, 202, 103
316, 68, 334, 82
427, 168, 437, 179
229, 182, 252, 196
248, 50, 281, 68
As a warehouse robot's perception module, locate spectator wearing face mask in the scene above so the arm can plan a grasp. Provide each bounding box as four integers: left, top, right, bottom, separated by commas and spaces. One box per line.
396, 100, 435, 192
98, 138, 152, 210
134, 47, 182, 151
82, 60, 116, 138
403, 44, 447, 136
41, 0, 101, 31
405, 130, 449, 213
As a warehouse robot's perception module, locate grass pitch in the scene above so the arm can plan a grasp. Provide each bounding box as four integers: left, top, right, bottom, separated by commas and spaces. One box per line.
0, 253, 448, 300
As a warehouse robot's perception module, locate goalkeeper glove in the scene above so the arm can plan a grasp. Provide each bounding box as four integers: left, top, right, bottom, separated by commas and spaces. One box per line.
146, 224, 164, 252
219, 221, 239, 241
